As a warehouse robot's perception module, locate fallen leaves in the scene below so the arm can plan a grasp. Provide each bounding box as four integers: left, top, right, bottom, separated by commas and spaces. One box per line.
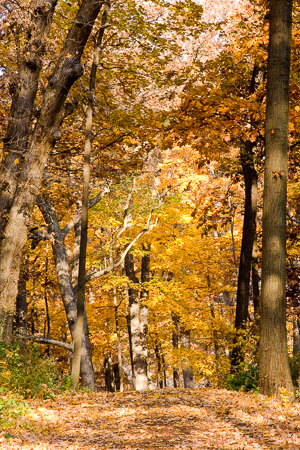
1, 388, 300, 449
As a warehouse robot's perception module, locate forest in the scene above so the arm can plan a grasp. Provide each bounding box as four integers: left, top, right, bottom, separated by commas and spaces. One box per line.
0, 0, 299, 447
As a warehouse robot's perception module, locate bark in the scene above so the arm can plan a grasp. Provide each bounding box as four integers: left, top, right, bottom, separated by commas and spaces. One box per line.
252, 233, 260, 319
155, 344, 164, 388
114, 288, 124, 392
0, 0, 57, 237
15, 333, 73, 352
259, 0, 294, 396
139, 244, 150, 386
72, 1, 110, 388
44, 243, 50, 340
293, 316, 300, 356
38, 196, 95, 388
231, 61, 264, 368
126, 313, 134, 381
172, 312, 180, 388
125, 252, 148, 391
104, 355, 115, 392
0, 0, 103, 342
210, 301, 221, 376
181, 328, 195, 389
231, 141, 258, 369
235, 141, 258, 330
14, 262, 28, 333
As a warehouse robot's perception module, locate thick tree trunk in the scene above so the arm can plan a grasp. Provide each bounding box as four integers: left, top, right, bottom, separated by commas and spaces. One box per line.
259, 0, 294, 396
38, 196, 95, 388
0, 0, 57, 237
0, 0, 103, 342
125, 252, 148, 391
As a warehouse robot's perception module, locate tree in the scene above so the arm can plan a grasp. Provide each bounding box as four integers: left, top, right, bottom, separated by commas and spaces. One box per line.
231, 63, 264, 369
259, 0, 294, 396
125, 250, 149, 391
0, 0, 103, 341
71, 1, 111, 389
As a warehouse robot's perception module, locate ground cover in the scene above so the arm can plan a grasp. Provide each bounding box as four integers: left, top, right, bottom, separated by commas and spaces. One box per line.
1, 388, 299, 449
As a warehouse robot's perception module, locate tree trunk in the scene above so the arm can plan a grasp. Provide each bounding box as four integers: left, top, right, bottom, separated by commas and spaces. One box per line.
155, 344, 164, 388
104, 355, 115, 392
125, 252, 148, 391
126, 313, 135, 382
231, 140, 258, 368
14, 261, 28, 333
172, 312, 180, 388
38, 196, 96, 388
293, 316, 300, 356
235, 141, 258, 330
259, 0, 294, 396
231, 62, 264, 369
0, 0, 57, 237
114, 288, 124, 392
139, 244, 150, 387
72, 0, 110, 388
0, 0, 103, 342
252, 233, 260, 319
181, 328, 195, 389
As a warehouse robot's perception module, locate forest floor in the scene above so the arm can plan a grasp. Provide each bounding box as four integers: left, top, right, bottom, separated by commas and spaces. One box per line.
1, 388, 300, 449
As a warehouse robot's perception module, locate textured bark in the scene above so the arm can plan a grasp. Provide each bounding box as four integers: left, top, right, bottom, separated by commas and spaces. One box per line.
259, 0, 294, 396
125, 252, 148, 391
0, 0, 103, 342
0, 0, 57, 237
38, 196, 95, 388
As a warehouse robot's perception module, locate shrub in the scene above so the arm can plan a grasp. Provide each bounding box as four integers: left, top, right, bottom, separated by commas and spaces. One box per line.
225, 363, 259, 393
0, 342, 60, 398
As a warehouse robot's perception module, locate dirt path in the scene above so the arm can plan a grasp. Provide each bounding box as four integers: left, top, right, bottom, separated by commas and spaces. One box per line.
1, 389, 299, 449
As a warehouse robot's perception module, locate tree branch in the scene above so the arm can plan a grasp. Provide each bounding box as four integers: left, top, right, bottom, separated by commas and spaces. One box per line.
15, 334, 73, 352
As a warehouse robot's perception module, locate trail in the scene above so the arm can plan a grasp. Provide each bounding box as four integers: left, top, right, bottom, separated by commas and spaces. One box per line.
1, 388, 299, 449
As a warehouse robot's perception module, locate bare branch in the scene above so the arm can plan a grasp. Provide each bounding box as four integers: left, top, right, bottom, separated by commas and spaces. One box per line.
62, 182, 111, 236
15, 334, 73, 352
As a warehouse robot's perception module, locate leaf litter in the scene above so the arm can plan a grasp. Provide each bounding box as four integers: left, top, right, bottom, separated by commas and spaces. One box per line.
1, 388, 300, 449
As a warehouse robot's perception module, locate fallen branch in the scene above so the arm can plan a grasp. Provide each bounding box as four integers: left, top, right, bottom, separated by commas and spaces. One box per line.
15, 334, 73, 352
